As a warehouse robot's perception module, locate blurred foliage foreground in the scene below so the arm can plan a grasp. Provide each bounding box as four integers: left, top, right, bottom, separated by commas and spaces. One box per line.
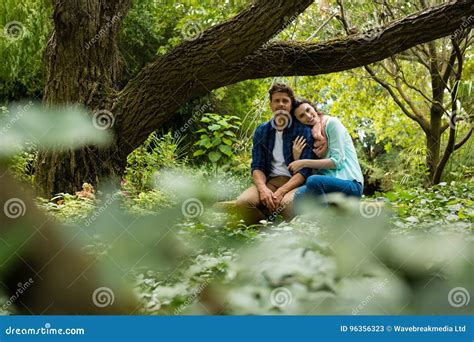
0, 104, 473, 316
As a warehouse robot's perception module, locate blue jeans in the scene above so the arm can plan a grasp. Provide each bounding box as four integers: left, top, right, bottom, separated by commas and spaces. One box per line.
295, 175, 363, 209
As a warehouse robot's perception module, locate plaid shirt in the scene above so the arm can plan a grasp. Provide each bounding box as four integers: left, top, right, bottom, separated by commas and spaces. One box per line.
251, 118, 314, 179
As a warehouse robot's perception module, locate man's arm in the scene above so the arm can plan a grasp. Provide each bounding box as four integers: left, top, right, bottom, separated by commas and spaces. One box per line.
272, 172, 305, 208
253, 169, 276, 211
250, 124, 267, 174
250, 124, 276, 211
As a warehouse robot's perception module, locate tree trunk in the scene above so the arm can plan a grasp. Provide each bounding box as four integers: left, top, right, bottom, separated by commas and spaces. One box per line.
35, 0, 130, 197
426, 105, 443, 184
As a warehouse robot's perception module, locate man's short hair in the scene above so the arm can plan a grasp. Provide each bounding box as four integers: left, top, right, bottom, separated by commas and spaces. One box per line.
268, 83, 295, 105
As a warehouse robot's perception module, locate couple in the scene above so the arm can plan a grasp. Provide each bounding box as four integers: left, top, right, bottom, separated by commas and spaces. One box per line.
236, 83, 364, 224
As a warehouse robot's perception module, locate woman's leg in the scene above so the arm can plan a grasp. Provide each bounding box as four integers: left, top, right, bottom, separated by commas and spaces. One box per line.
304, 175, 362, 197
294, 175, 362, 212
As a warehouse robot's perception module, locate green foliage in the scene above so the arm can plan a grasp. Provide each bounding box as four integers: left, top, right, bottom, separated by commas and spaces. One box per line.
122, 190, 175, 216
37, 193, 96, 223
124, 131, 187, 191
383, 180, 474, 233
193, 113, 241, 168
7, 163, 473, 315
0, 0, 52, 101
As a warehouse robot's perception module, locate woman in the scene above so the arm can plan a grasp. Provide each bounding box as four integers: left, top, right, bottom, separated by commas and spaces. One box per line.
288, 100, 364, 205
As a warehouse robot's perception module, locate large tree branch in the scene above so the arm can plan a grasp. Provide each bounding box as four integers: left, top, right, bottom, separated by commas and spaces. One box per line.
227, 1, 472, 80
114, 0, 473, 156
114, 0, 314, 155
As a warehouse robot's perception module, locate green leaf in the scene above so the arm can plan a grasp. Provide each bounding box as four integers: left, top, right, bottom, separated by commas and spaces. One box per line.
218, 144, 233, 157
222, 137, 233, 145
208, 124, 221, 131
198, 138, 210, 146
208, 151, 222, 163
211, 137, 222, 146
193, 149, 205, 157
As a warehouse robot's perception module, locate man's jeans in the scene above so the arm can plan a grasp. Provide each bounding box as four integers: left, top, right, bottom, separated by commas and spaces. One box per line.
236, 176, 297, 225
294, 175, 363, 209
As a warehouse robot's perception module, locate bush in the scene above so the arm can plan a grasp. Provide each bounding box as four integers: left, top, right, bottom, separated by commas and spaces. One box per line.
192, 113, 241, 169
382, 180, 474, 233
124, 131, 187, 191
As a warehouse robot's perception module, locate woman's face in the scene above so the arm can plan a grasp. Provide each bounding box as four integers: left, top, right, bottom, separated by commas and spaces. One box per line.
294, 103, 317, 126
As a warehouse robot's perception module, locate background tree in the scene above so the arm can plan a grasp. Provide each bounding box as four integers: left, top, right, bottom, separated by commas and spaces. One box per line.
335, 0, 472, 185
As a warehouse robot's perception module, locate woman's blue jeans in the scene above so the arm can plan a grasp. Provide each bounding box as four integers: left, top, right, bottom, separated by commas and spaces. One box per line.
294, 175, 363, 210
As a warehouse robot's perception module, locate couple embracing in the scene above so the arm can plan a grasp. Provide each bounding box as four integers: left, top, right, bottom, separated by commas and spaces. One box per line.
236, 83, 364, 224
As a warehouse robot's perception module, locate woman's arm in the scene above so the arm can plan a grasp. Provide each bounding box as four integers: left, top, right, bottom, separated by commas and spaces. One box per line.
288, 158, 335, 172
326, 118, 347, 170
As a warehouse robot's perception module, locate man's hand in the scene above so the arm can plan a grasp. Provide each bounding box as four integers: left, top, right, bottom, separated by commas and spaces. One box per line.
292, 136, 307, 160
288, 160, 307, 173
258, 186, 276, 211
272, 188, 286, 209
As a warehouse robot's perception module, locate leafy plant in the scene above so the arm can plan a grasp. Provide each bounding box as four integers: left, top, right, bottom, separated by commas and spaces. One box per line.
381, 180, 474, 233
124, 131, 187, 191
193, 113, 241, 168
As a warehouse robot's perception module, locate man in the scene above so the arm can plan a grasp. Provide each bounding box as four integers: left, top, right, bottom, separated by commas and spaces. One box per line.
236, 83, 314, 224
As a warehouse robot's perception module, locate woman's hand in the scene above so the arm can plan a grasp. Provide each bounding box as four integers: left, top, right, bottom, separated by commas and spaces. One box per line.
313, 140, 328, 158
288, 160, 307, 173
292, 136, 307, 160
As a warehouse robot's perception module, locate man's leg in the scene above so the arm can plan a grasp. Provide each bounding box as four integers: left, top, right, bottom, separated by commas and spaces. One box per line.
235, 185, 267, 225
280, 188, 297, 221
266, 176, 293, 220
236, 176, 291, 225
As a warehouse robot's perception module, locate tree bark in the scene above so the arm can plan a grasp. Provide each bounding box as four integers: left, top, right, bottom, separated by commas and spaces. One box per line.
36, 0, 474, 196
36, 0, 131, 197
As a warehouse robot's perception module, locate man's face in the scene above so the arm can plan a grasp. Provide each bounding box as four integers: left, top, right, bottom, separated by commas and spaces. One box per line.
270, 92, 292, 113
